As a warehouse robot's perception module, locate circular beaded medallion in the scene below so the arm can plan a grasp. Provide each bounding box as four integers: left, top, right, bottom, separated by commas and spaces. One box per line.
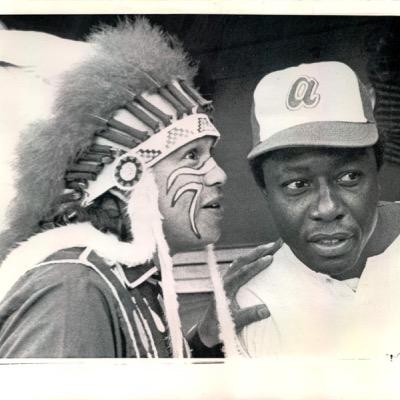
114, 155, 143, 189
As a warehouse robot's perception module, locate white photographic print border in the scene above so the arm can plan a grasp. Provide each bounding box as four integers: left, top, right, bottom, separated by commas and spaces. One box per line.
1, 2, 400, 400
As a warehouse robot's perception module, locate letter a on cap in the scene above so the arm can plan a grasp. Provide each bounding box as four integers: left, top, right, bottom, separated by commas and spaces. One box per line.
286, 76, 320, 110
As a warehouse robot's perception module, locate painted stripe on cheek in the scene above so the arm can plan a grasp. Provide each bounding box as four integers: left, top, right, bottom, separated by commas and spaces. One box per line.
171, 182, 203, 239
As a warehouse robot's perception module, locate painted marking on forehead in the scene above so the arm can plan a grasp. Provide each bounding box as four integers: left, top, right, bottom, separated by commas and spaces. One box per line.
171, 182, 203, 238
167, 157, 217, 194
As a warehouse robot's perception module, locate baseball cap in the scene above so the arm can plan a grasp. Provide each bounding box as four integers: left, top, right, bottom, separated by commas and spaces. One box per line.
248, 61, 378, 160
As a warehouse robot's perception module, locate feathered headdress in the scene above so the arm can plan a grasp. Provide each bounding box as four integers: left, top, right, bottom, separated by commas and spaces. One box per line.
0, 18, 223, 358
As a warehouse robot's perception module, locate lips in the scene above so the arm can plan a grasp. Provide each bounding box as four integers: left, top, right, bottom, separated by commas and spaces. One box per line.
201, 196, 224, 217
307, 232, 354, 258
202, 196, 223, 209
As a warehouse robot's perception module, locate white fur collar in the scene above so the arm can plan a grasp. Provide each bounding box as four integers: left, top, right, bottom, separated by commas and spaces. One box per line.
0, 222, 156, 303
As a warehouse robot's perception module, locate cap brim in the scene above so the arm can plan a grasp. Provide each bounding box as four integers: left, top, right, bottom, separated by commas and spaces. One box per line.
247, 121, 379, 160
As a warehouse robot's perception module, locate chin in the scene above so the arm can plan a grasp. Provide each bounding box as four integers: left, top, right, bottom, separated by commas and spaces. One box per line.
200, 237, 219, 248
309, 255, 358, 278
199, 227, 222, 247
190, 232, 221, 250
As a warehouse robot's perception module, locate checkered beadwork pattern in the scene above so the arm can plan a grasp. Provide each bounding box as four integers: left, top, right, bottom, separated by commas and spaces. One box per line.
137, 149, 162, 163
198, 117, 214, 133
165, 127, 194, 149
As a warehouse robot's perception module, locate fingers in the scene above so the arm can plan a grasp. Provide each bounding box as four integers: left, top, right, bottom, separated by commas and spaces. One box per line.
222, 243, 279, 333
229, 239, 282, 274
233, 304, 271, 332
224, 253, 274, 296
224, 239, 282, 297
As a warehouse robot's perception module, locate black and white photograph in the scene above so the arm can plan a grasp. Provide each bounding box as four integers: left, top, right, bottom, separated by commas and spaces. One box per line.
1, 3, 400, 398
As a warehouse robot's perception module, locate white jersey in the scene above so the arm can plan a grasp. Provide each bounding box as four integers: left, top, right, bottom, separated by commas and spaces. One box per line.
236, 235, 400, 359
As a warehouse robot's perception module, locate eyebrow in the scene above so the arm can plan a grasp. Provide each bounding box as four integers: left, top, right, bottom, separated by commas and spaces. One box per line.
278, 165, 312, 174
178, 138, 213, 154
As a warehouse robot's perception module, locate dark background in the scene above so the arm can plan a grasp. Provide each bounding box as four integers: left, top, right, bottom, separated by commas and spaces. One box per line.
3, 15, 400, 250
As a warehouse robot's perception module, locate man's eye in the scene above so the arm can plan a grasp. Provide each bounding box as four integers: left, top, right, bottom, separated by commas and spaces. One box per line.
183, 149, 199, 161
284, 180, 310, 193
337, 171, 361, 186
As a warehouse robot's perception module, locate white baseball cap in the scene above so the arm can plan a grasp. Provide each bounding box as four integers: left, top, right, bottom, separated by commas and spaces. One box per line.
248, 61, 378, 160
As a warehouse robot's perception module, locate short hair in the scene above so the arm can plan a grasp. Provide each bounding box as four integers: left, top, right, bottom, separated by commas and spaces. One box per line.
249, 136, 385, 189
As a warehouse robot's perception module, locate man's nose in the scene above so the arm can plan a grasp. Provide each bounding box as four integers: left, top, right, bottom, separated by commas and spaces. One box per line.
203, 160, 227, 187
309, 183, 344, 222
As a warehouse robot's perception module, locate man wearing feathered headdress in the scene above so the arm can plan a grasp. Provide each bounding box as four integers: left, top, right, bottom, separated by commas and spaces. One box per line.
0, 18, 275, 358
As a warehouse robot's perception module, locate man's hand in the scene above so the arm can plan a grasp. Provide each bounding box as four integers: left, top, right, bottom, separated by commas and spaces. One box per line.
195, 239, 282, 348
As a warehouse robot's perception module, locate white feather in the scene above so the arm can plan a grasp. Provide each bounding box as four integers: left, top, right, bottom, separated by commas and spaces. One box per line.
206, 244, 243, 357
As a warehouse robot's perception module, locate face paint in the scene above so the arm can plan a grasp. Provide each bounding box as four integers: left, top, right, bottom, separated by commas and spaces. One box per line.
172, 182, 203, 238
166, 158, 217, 238
166, 158, 217, 194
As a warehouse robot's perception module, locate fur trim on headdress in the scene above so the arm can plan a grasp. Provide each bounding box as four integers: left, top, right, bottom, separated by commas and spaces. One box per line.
0, 218, 171, 298
0, 222, 144, 303
0, 18, 197, 262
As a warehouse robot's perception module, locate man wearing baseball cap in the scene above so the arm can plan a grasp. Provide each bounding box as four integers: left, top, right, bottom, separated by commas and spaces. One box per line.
237, 61, 400, 358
